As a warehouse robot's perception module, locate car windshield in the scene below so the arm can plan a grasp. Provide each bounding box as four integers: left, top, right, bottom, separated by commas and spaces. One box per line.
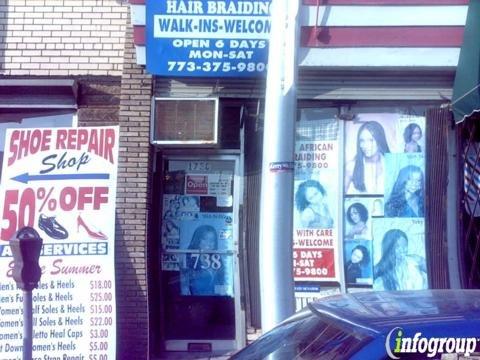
230, 309, 373, 359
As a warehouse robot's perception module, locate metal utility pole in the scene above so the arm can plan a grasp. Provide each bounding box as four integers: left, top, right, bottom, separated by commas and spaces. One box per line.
259, 0, 301, 332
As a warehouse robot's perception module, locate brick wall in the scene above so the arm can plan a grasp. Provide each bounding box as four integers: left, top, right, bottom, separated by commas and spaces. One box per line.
70, 12, 152, 360
77, 75, 122, 126
0, 1, 151, 358
115, 22, 152, 359
0, 0, 128, 76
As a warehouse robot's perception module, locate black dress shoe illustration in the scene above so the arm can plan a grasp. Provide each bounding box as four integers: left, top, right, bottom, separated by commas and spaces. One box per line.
38, 214, 69, 240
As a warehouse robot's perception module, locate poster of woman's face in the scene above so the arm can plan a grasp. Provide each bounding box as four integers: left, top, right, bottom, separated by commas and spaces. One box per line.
294, 177, 335, 229
178, 213, 234, 297
344, 198, 373, 240
178, 213, 233, 251
371, 218, 427, 291
163, 194, 181, 219
372, 218, 424, 265
344, 240, 373, 285
294, 139, 339, 230
384, 153, 425, 218
344, 114, 397, 195
396, 115, 425, 154
372, 217, 426, 264
177, 195, 200, 219
162, 219, 180, 248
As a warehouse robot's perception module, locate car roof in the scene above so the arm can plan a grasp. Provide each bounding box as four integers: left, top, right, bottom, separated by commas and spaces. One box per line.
308, 289, 480, 334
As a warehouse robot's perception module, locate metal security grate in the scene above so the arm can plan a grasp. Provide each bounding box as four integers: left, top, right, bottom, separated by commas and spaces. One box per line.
458, 113, 480, 288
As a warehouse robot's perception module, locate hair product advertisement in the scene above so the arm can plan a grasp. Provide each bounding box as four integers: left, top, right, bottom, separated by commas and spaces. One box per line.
372, 218, 427, 291
343, 197, 375, 286
343, 113, 428, 291
293, 138, 340, 282
295, 112, 428, 292
344, 239, 373, 286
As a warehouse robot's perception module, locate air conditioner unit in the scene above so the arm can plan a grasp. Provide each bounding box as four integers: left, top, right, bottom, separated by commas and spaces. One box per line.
150, 97, 219, 146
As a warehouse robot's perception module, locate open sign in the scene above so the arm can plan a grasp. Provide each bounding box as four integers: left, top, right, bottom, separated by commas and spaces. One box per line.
186, 175, 208, 195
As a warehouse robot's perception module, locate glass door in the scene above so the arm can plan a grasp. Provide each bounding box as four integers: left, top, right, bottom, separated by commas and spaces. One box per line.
159, 155, 244, 353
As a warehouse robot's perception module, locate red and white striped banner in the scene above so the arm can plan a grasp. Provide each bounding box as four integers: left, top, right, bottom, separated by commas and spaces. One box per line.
132, 0, 468, 68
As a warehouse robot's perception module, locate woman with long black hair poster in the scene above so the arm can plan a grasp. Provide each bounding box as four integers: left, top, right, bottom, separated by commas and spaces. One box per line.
344, 115, 396, 195
372, 218, 427, 291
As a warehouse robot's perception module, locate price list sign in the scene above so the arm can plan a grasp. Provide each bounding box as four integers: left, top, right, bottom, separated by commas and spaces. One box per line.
0, 126, 119, 359
146, 0, 272, 77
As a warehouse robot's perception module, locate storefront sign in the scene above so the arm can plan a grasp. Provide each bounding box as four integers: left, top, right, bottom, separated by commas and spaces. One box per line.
293, 140, 340, 282
0, 126, 119, 359
186, 175, 209, 194
146, 0, 272, 77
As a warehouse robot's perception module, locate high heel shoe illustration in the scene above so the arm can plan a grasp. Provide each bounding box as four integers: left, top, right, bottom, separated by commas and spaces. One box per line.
77, 214, 107, 240
38, 213, 69, 240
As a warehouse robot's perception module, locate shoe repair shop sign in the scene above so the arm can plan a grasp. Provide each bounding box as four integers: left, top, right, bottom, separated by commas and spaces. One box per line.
0, 126, 118, 359
146, 0, 271, 77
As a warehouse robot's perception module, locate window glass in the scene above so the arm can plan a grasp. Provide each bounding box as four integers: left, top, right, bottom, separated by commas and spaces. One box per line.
293, 104, 429, 299
160, 159, 236, 341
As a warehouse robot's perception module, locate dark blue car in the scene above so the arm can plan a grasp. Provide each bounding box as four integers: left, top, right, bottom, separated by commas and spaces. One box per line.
230, 290, 480, 359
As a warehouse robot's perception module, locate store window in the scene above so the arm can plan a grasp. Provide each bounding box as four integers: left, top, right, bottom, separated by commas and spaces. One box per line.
0, 79, 78, 182
293, 105, 429, 301
0, 110, 76, 182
